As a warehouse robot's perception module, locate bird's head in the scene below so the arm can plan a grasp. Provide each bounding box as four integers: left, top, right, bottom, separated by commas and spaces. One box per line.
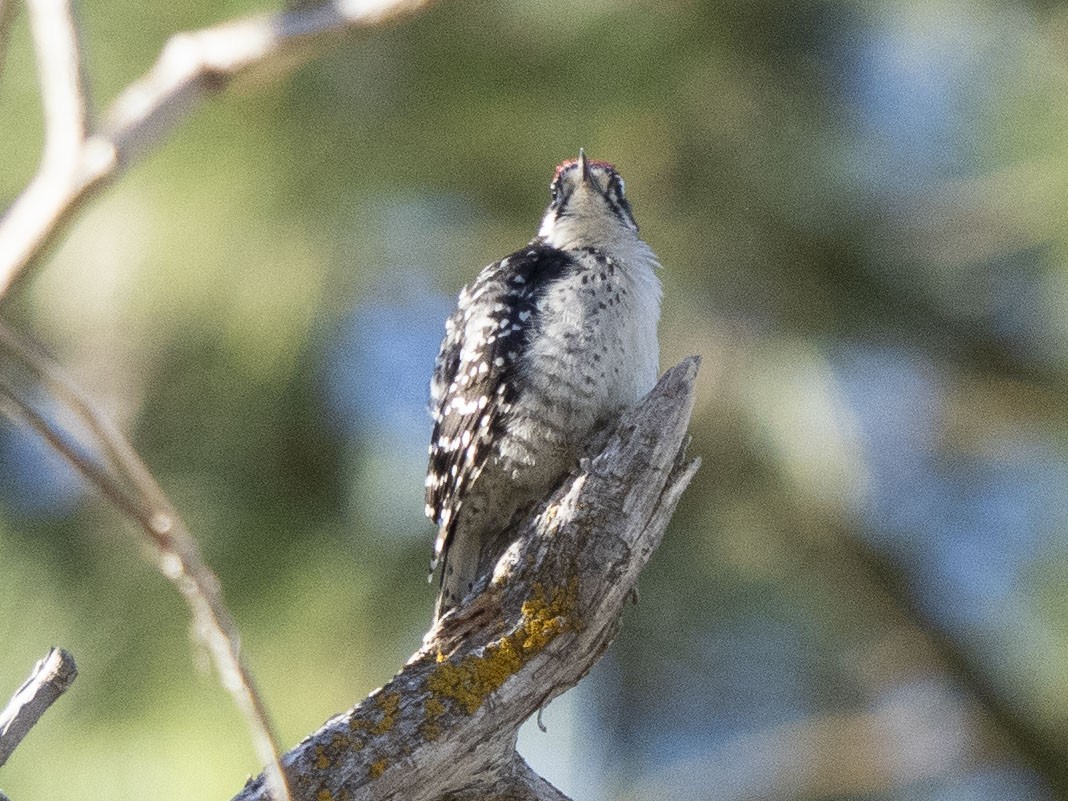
537, 150, 639, 250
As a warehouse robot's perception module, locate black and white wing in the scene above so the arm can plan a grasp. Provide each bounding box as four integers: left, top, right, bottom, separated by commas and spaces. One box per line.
424, 242, 573, 569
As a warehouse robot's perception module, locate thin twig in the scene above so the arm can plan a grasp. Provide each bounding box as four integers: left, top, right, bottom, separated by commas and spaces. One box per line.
0, 322, 289, 801
0, 0, 435, 299
26, 0, 89, 174
0, 0, 437, 792
0, 0, 96, 305
0, 648, 78, 767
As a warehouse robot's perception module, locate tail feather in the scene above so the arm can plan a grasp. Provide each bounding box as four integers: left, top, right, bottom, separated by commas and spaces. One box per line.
434, 528, 482, 620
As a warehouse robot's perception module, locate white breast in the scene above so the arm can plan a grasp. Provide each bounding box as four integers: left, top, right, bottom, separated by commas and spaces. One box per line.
477, 239, 661, 513
524, 243, 662, 436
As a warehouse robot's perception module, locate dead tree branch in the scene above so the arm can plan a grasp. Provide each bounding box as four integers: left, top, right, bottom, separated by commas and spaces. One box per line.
1, 0, 437, 793
26, 0, 89, 173
0, 322, 290, 800
0, 0, 435, 299
232, 357, 701, 801
0, 647, 77, 767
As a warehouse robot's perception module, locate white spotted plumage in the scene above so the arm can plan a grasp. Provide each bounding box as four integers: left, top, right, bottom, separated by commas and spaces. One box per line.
426, 151, 662, 619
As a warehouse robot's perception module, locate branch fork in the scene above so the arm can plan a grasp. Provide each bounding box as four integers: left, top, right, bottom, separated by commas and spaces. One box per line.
0, 0, 436, 298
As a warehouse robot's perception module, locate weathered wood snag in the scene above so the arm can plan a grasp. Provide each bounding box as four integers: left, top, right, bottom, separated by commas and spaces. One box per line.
232, 356, 701, 801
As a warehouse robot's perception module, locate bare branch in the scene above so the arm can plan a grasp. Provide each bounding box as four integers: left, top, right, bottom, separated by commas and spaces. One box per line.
0, 0, 438, 789
0, 0, 94, 304
0, 322, 290, 801
0, 648, 78, 766
232, 358, 701, 801
0, 0, 435, 299
26, 0, 89, 174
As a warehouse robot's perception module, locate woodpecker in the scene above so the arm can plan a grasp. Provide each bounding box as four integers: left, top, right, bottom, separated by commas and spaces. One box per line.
425, 151, 662, 619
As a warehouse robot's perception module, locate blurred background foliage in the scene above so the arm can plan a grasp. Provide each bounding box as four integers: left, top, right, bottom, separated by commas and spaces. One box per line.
2, 0, 1068, 798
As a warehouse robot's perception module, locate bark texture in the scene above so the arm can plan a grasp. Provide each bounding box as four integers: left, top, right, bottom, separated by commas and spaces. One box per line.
0, 647, 77, 767
232, 356, 701, 801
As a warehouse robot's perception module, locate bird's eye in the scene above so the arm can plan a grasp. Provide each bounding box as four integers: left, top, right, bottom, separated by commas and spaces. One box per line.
549, 182, 561, 205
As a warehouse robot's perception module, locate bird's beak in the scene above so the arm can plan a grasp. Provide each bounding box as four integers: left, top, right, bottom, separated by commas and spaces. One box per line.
578, 148, 590, 183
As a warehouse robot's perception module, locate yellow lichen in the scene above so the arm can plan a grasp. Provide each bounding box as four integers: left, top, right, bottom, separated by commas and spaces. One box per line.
349, 691, 400, 737
425, 636, 523, 714
420, 694, 446, 741
371, 692, 400, 734
315, 745, 331, 770
316, 790, 334, 801
368, 758, 388, 778
424, 696, 446, 720
519, 580, 578, 651
424, 579, 579, 715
